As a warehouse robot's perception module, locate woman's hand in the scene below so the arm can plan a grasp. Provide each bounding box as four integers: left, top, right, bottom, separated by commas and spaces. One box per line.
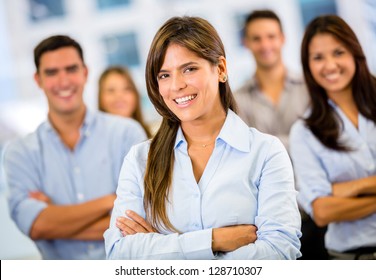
212, 224, 257, 252
29, 191, 52, 204
116, 210, 157, 236
332, 176, 376, 198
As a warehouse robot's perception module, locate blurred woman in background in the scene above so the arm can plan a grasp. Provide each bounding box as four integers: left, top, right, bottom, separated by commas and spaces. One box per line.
290, 15, 376, 260
98, 66, 152, 138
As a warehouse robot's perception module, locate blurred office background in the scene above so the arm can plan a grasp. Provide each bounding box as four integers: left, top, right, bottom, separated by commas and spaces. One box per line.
0, 0, 375, 259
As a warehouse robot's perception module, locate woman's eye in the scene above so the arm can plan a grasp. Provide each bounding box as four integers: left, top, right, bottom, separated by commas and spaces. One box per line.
334, 50, 345, 56
184, 67, 196, 73
158, 73, 169, 80
312, 55, 322, 61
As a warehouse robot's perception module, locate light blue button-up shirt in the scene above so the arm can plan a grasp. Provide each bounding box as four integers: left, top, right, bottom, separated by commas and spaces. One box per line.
290, 103, 376, 252
3, 110, 147, 259
105, 110, 302, 259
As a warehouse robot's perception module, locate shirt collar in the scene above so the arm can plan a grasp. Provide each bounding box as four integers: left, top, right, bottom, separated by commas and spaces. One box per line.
285, 71, 304, 84
218, 109, 250, 152
327, 98, 337, 109
174, 109, 250, 152
44, 107, 95, 137
174, 125, 185, 149
247, 75, 258, 92
81, 109, 95, 137
247, 69, 302, 92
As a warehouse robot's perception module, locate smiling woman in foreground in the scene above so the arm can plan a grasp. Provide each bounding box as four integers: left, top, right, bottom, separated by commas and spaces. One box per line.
104, 16, 302, 260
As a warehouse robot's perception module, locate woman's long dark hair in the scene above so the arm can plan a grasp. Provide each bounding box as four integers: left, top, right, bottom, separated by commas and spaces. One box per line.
301, 15, 376, 150
144, 16, 237, 232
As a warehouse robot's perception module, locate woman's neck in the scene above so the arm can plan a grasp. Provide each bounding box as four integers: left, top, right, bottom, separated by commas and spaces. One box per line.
182, 108, 226, 147
328, 88, 359, 128
328, 87, 357, 112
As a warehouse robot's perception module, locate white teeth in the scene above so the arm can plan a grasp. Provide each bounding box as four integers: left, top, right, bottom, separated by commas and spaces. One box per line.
324, 73, 339, 81
174, 94, 197, 104
57, 90, 72, 97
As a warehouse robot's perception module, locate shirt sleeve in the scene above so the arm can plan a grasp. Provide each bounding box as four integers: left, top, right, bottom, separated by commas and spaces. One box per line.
104, 146, 215, 260
3, 140, 48, 236
123, 119, 148, 153
289, 121, 332, 217
217, 137, 302, 260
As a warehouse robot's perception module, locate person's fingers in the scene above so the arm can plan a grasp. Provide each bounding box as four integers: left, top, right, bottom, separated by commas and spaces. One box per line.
116, 217, 148, 233
126, 210, 156, 232
29, 191, 51, 203
116, 218, 137, 235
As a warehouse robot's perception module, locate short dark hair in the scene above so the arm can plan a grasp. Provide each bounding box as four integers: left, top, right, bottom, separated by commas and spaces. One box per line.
34, 35, 84, 72
243, 9, 283, 37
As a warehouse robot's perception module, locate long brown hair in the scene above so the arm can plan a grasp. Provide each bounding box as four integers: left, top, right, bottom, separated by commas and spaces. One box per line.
98, 66, 152, 138
301, 15, 376, 151
144, 16, 237, 232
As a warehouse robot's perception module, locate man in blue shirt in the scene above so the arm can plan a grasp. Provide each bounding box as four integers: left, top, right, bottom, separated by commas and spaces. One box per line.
2, 35, 147, 259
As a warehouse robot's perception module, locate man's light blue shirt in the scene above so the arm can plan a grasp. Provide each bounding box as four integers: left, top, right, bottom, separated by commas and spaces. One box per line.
3, 110, 147, 259
105, 110, 302, 259
290, 103, 376, 252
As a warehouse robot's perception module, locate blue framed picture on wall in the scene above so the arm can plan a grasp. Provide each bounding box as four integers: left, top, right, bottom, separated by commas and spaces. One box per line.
28, 0, 65, 22
299, 0, 337, 27
102, 32, 140, 68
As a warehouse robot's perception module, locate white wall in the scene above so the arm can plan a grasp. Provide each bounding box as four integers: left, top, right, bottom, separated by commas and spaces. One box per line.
0, 193, 41, 259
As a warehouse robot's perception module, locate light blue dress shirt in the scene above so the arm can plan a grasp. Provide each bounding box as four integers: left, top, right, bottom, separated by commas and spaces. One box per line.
290, 102, 376, 252
105, 110, 302, 259
3, 110, 147, 259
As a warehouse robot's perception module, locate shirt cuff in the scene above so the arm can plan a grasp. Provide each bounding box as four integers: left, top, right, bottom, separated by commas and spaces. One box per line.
16, 199, 48, 235
179, 228, 215, 259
